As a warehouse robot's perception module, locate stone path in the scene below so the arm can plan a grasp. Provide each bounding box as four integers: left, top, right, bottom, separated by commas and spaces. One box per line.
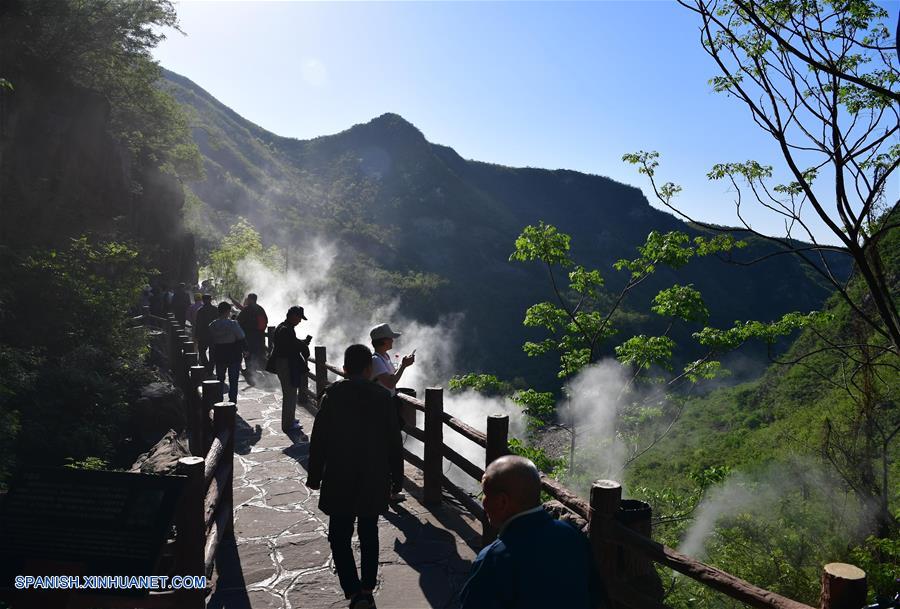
207, 376, 481, 609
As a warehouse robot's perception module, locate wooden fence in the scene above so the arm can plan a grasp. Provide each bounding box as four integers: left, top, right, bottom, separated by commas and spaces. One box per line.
305, 345, 870, 609
136, 310, 236, 608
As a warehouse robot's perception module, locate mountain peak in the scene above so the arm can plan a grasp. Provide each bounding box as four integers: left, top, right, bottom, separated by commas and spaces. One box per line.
350, 112, 427, 144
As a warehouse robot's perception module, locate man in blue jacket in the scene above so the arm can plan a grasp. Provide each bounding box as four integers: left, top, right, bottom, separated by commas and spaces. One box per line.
460, 455, 605, 609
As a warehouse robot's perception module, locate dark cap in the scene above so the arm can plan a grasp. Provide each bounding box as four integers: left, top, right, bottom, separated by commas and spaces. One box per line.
287, 306, 308, 320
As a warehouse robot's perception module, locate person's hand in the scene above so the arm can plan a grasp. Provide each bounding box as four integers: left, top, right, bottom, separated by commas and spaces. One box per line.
401, 353, 415, 367
305, 479, 320, 490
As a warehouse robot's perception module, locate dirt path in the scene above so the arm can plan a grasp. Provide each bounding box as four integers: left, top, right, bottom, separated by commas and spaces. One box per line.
207, 376, 481, 609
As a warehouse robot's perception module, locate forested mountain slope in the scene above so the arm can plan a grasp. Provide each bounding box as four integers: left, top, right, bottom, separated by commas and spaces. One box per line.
164, 69, 850, 389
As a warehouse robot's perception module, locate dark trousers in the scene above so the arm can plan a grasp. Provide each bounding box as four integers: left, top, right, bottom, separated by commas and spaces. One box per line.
197, 339, 211, 369
245, 331, 266, 371
327, 515, 378, 597
215, 359, 240, 403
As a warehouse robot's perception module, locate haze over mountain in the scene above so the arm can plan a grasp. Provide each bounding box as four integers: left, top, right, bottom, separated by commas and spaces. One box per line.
163, 69, 849, 389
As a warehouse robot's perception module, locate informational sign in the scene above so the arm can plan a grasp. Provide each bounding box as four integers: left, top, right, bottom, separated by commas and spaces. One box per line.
0, 466, 185, 597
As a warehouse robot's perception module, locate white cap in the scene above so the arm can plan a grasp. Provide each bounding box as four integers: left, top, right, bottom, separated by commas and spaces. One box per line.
370, 323, 401, 341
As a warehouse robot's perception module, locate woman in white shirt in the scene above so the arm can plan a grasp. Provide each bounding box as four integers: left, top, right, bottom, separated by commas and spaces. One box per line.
369, 323, 414, 500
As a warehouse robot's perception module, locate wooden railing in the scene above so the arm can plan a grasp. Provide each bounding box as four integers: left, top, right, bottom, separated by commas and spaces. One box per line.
139, 309, 236, 608
305, 345, 869, 609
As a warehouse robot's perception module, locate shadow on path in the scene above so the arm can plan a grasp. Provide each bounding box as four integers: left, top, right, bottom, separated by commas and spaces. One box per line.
208, 533, 252, 609
233, 413, 262, 455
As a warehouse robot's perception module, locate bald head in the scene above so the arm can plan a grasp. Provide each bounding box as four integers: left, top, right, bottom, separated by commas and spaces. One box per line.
483, 455, 542, 512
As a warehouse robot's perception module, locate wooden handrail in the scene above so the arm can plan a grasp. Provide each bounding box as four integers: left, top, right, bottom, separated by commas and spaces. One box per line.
541, 475, 590, 521
402, 422, 426, 443
442, 443, 485, 481
397, 392, 425, 412
146, 316, 235, 608
204, 427, 231, 487
204, 460, 233, 532
607, 521, 814, 609
204, 497, 232, 578
442, 412, 487, 447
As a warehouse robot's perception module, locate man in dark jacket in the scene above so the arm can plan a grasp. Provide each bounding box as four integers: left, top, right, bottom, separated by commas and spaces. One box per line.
306, 344, 400, 609
171, 282, 191, 326
236, 293, 267, 377
193, 294, 217, 371
459, 455, 605, 609
269, 305, 310, 432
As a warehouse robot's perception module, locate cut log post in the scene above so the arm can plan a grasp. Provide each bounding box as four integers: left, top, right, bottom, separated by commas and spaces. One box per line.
187, 366, 207, 457
820, 563, 867, 609
315, 346, 328, 398
485, 414, 509, 467
616, 499, 666, 601
423, 387, 444, 506
483, 414, 510, 545
202, 380, 223, 454
398, 397, 417, 430
175, 455, 205, 604
212, 402, 236, 537
589, 480, 622, 588
168, 320, 180, 375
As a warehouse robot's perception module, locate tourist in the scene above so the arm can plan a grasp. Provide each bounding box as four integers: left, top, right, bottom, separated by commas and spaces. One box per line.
187, 292, 203, 327
459, 455, 604, 609
268, 305, 309, 432
194, 294, 217, 370
171, 282, 191, 326
208, 301, 248, 404
236, 293, 268, 378
370, 323, 414, 501
306, 344, 401, 609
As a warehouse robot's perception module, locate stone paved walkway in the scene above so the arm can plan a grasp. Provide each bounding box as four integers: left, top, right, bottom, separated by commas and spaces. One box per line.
207, 376, 481, 609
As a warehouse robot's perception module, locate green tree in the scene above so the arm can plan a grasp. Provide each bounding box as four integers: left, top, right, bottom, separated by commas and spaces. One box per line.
625, 0, 899, 537
504, 223, 742, 475
0, 238, 154, 484
627, 0, 899, 356
203, 218, 284, 299
0, 0, 203, 179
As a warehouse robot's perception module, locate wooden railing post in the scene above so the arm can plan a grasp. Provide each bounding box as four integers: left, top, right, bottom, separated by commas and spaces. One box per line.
314, 346, 328, 398
212, 402, 236, 536
820, 563, 867, 609
423, 387, 444, 506
589, 480, 622, 588
398, 397, 416, 431
188, 366, 206, 457
616, 499, 665, 601
175, 455, 205, 607
485, 414, 509, 467
168, 320, 180, 375
202, 379, 223, 454
482, 414, 510, 545
176, 338, 189, 396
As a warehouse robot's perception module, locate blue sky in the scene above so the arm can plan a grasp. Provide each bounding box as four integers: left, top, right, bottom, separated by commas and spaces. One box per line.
153, 1, 899, 244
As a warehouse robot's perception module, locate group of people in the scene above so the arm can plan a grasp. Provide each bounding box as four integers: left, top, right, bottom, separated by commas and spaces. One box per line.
150, 284, 605, 609
306, 337, 605, 609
